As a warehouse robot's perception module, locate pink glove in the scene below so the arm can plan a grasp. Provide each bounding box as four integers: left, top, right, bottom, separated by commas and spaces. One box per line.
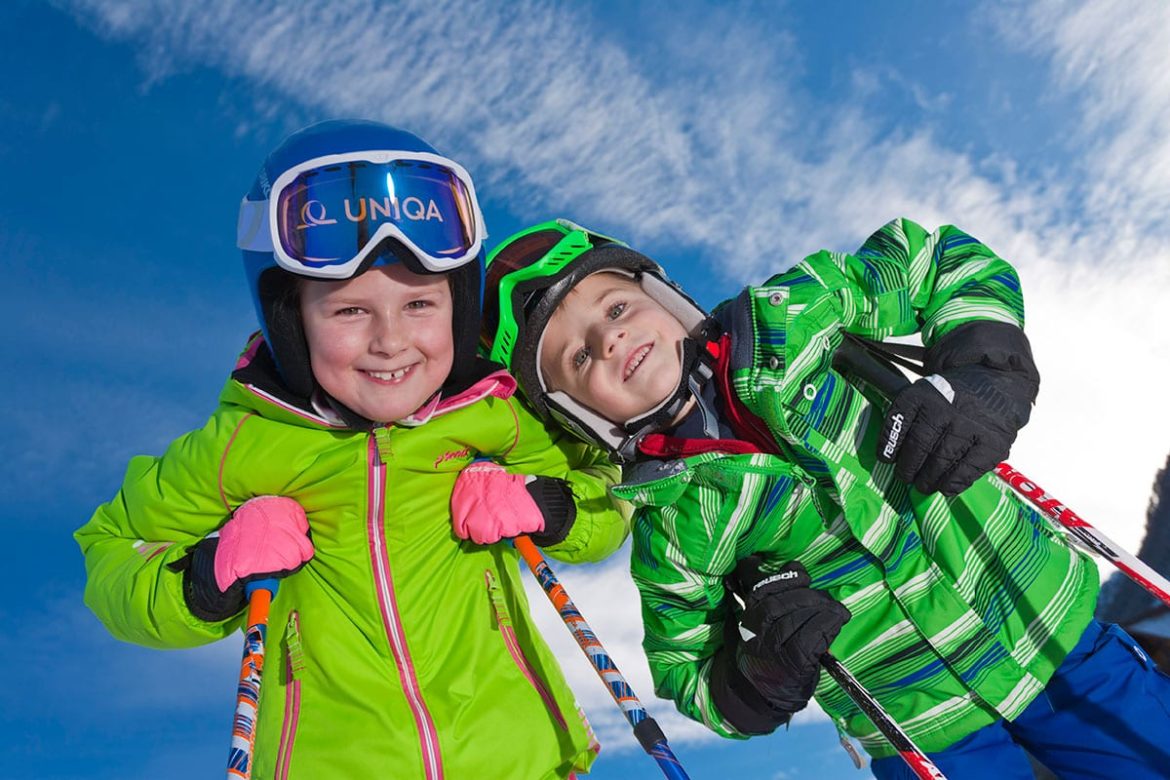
215, 495, 315, 592
451, 462, 545, 545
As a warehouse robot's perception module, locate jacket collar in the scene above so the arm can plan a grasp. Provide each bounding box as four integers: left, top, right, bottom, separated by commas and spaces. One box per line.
636, 332, 777, 460
397, 370, 516, 426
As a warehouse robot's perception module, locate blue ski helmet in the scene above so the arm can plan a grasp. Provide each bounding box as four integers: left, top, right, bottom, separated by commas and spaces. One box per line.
238, 119, 487, 399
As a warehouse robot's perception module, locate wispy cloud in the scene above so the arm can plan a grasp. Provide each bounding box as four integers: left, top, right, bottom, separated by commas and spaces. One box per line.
56, 0, 1166, 278
981, 0, 1170, 559
54, 0, 942, 265
994, 0, 1170, 223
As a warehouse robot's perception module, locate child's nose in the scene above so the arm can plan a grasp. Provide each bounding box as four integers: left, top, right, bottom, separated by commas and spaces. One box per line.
370, 315, 405, 355
600, 323, 626, 356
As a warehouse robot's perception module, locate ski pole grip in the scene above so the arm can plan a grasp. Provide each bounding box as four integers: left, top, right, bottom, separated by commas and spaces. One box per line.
833, 338, 912, 397
245, 578, 279, 600
633, 718, 669, 754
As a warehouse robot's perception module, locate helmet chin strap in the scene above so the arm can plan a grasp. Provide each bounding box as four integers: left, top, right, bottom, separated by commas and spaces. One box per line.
688, 371, 723, 440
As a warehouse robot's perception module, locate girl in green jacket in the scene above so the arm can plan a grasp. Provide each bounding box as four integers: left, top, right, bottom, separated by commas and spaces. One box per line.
76, 122, 629, 780
479, 218, 1170, 778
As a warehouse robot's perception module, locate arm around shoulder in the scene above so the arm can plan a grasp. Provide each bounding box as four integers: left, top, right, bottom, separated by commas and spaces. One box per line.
495, 395, 630, 563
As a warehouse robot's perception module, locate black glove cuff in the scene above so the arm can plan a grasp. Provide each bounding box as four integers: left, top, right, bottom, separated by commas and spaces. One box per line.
709, 643, 793, 735
171, 537, 247, 623
927, 321, 1040, 392
525, 476, 577, 547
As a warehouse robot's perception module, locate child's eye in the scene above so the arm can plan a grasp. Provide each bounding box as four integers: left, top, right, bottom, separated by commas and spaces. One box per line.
335, 306, 365, 316
406, 299, 432, 310
572, 346, 591, 369
607, 302, 627, 320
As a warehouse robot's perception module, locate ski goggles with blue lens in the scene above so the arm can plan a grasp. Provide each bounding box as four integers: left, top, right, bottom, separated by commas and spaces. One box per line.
237, 150, 486, 279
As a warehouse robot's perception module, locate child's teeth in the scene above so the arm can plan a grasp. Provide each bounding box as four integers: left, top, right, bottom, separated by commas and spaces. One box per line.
370, 368, 408, 380
627, 346, 650, 378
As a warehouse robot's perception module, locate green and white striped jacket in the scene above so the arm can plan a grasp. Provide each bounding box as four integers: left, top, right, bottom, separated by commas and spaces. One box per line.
612, 218, 1098, 758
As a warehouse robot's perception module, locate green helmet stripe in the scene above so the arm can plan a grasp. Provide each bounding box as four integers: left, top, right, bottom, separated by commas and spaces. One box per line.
485, 219, 625, 367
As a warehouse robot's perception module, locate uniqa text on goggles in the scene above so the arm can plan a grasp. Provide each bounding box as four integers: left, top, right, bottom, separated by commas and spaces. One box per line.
297, 195, 448, 229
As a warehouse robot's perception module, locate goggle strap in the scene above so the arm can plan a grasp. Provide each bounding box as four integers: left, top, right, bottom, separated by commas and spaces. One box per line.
237, 198, 274, 253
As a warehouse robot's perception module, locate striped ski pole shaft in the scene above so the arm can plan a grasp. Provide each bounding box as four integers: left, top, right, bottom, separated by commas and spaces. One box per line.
833, 337, 1170, 608
513, 535, 691, 780
227, 579, 279, 780
821, 655, 947, 780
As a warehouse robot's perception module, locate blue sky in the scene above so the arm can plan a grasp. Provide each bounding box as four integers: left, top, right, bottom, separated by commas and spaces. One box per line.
3, 1, 1170, 778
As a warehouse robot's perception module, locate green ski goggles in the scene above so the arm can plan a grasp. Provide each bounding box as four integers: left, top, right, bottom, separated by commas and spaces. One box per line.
483, 219, 625, 367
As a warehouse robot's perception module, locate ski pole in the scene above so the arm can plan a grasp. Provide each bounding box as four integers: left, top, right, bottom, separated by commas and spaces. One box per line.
227, 578, 279, 780
991, 463, 1170, 607
512, 535, 691, 780
821, 655, 947, 780
833, 338, 1170, 607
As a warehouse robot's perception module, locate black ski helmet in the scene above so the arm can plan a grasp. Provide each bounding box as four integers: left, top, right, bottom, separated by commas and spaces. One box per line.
482, 219, 716, 460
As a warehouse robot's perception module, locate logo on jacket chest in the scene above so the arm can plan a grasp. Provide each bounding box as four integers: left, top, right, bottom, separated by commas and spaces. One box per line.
433, 446, 473, 469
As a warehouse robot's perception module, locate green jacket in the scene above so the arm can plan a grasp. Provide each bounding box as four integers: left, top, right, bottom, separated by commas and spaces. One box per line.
613, 219, 1098, 758
76, 338, 628, 779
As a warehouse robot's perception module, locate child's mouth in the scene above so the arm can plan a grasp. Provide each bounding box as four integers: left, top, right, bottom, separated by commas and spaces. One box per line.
624, 344, 652, 381
363, 365, 414, 384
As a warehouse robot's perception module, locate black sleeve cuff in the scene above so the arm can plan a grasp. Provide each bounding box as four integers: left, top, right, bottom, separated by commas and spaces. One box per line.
525, 476, 577, 548
709, 643, 793, 736
170, 537, 247, 623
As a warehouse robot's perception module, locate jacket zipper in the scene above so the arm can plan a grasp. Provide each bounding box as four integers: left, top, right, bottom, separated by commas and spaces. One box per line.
484, 569, 568, 730
274, 612, 304, 780
368, 433, 444, 780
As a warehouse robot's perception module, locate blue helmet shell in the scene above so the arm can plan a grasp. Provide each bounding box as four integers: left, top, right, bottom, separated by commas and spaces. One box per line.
240, 119, 485, 404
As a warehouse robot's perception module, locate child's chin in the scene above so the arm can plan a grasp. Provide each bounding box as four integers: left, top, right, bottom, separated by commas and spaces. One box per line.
355, 392, 433, 423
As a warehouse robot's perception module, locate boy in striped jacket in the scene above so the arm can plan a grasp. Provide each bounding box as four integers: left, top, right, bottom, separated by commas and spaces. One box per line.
478, 217, 1170, 778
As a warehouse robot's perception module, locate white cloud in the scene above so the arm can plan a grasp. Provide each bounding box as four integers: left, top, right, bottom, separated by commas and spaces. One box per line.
1005, 245, 1170, 562
980, 0, 1170, 561
993, 0, 1170, 223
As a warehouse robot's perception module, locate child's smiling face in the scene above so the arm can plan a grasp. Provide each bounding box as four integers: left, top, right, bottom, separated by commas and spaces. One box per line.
301, 263, 454, 422
539, 272, 689, 423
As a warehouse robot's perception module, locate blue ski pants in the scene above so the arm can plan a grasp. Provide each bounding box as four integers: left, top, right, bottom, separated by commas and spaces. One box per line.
870, 620, 1170, 779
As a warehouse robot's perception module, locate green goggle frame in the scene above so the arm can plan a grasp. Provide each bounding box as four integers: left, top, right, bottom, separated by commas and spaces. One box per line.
485, 218, 626, 367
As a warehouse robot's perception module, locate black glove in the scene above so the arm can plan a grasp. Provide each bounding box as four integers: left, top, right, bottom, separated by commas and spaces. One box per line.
171, 537, 248, 623
877, 321, 1040, 496
710, 558, 851, 734
524, 476, 577, 547
174, 532, 317, 622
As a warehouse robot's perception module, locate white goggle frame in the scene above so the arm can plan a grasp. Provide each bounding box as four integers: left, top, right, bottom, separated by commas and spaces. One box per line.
236, 150, 487, 279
